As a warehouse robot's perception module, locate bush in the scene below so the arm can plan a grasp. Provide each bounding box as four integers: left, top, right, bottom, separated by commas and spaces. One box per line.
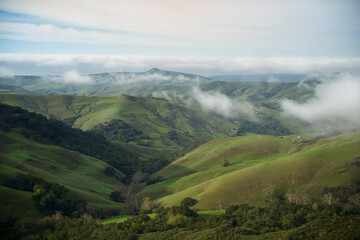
110, 191, 125, 203
180, 197, 198, 208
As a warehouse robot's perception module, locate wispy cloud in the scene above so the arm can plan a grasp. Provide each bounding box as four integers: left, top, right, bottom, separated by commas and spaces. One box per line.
281, 73, 360, 133
0, 0, 359, 56
0, 22, 219, 49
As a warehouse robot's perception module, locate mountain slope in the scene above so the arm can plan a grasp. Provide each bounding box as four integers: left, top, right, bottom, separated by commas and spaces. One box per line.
140, 132, 360, 209
210, 73, 307, 83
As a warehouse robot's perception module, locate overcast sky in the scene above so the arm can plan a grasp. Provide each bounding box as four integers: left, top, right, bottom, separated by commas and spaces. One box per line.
0, 0, 359, 75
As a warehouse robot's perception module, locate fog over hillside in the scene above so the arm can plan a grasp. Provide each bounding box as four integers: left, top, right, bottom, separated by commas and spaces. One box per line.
281, 73, 360, 133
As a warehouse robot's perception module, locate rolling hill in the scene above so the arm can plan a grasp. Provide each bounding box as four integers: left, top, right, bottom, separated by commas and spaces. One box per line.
0, 94, 239, 157
0, 128, 126, 217
140, 131, 360, 210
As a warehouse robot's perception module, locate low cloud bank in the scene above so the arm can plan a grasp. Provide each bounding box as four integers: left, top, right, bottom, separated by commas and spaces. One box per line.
1, 54, 360, 76
281, 73, 360, 133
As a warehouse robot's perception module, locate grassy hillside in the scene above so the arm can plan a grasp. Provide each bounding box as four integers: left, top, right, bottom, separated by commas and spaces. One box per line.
0, 94, 236, 156
0, 185, 42, 219
140, 131, 360, 209
199, 80, 313, 102
0, 129, 125, 213
0, 84, 34, 95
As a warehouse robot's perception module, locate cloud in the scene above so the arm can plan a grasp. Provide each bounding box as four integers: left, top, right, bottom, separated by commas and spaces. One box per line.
46, 70, 93, 84
152, 91, 172, 101
63, 70, 93, 83
267, 76, 280, 83
1, 54, 360, 76
131, 73, 171, 83
0, 0, 359, 56
0, 22, 212, 49
0, 66, 14, 78
281, 73, 360, 133
106, 72, 171, 85
191, 86, 254, 118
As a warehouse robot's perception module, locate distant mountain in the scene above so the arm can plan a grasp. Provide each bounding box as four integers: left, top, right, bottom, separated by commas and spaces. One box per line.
0, 68, 210, 96
199, 80, 314, 102
0, 70, 315, 98
210, 73, 307, 83
89, 68, 210, 85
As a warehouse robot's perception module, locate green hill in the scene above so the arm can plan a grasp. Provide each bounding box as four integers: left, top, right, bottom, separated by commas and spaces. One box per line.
0, 94, 237, 157
140, 132, 360, 209
0, 84, 34, 95
0, 129, 126, 217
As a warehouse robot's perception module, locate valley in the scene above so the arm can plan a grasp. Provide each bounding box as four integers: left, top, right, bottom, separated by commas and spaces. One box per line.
0, 71, 359, 239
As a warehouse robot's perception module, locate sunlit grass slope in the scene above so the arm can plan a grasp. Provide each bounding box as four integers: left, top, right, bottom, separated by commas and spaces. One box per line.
140, 132, 360, 209
0, 129, 124, 210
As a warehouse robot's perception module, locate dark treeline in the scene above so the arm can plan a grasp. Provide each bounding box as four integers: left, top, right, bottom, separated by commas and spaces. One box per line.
236, 116, 292, 136
0, 104, 141, 177
91, 119, 144, 143
1, 195, 360, 240
4, 174, 85, 216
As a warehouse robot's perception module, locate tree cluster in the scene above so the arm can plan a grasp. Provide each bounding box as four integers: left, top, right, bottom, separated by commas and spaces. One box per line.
91, 119, 143, 143
236, 117, 292, 136
1, 195, 360, 240
3, 174, 85, 216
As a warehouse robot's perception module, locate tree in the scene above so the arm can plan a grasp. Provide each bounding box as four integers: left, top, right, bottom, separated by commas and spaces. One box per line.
180, 197, 198, 208
103, 166, 115, 177
125, 193, 140, 215
110, 191, 125, 202
140, 197, 154, 214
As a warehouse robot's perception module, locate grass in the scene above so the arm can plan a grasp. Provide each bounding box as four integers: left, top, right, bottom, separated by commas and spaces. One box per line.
102, 213, 157, 224
0, 94, 236, 156
102, 211, 225, 224
197, 210, 225, 216
0, 129, 124, 212
140, 131, 360, 210
0, 185, 42, 219
140, 135, 296, 199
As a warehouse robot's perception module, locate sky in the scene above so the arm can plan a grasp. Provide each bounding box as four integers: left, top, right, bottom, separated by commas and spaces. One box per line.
0, 0, 359, 75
